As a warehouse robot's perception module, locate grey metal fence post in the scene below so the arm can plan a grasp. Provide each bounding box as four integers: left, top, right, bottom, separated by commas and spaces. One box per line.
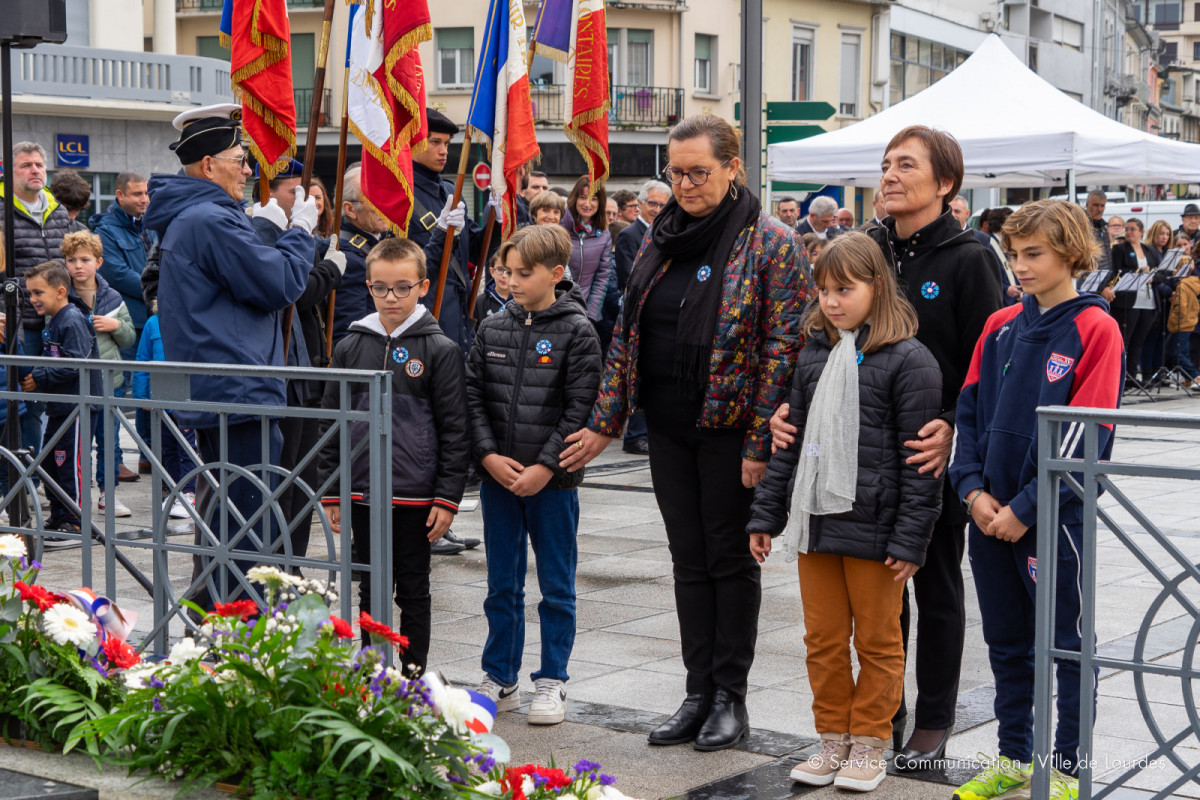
1079, 421, 1100, 799
1032, 410, 1062, 797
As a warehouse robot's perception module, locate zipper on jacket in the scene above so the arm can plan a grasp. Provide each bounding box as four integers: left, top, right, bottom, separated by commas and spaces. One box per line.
505, 311, 534, 457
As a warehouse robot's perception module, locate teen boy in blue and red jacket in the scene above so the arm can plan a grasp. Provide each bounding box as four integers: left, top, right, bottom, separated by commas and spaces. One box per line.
948, 200, 1124, 800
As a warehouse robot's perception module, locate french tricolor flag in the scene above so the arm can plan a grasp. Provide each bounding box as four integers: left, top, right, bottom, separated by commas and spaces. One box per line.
467, 0, 541, 240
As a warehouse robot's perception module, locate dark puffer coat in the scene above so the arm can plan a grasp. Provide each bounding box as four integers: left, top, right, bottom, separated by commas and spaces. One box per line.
466, 280, 602, 490
0, 191, 73, 331
747, 327, 944, 566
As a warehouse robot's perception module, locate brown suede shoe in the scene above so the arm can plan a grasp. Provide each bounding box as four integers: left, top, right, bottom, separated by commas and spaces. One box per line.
117, 464, 140, 482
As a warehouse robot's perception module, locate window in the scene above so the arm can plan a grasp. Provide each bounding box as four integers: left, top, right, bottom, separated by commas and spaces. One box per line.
792, 27, 814, 102
1193, 40, 1200, 60
1164, 40, 1180, 62
1195, 1, 1200, 20
436, 28, 473, 88
1028, 43, 1039, 72
889, 34, 969, 103
1152, 0, 1182, 24
694, 34, 714, 93
1052, 16, 1083, 50
528, 27, 561, 86
839, 32, 861, 116
626, 29, 653, 86
196, 35, 227, 62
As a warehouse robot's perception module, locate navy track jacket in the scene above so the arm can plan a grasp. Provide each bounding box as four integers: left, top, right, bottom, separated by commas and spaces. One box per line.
949, 293, 1125, 528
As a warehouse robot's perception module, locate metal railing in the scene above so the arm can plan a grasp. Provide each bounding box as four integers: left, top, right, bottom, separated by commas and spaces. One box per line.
294, 87, 332, 128
0, 357, 393, 658
529, 83, 683, 127
1033, 405, 1200, 799
10, 44, 232, 107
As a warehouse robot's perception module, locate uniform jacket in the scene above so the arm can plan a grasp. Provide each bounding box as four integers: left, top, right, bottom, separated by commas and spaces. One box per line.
561, 211, 614, 321
0, 189, 72, 331
318, 307, 469, 511
746, 329, 943, 565
466, 281, 603, 490
796, 219, 845, 239
144, 174, 312, 428
332, 218, 387, 344
67, 273, 134, 388
473, 285, 509, 323
949, 293, 1124, 528
614, 217, 649, 292
90, 203, 156, 329
132, 314, 164, 401
1168, 275, 1200, 334
33, 302, 99, 417
411, 161, 490, 357
589, 210, 807, 462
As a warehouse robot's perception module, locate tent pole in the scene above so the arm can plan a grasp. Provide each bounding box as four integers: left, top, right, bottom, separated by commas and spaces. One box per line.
1067, 168, 1076, 205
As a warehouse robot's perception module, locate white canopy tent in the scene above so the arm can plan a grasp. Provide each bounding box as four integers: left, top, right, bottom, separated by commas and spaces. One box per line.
767, 34, 1200, 192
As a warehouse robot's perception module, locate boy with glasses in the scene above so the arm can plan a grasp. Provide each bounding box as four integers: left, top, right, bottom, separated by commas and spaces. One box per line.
319, 237, 469, 674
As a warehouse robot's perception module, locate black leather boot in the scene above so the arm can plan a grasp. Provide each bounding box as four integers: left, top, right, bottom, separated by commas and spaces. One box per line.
693, 688, 749, 751
647, 693, 711, 746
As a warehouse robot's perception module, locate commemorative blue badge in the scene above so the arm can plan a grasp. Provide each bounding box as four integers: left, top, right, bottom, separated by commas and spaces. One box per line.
856, 350, 864, 365
392, 346, 409, 364
920, 281, 940, 299
1046, 352, 1075, 383
405, 359, 424, 378
536, 339, 552, 355
696, 265, 712, 282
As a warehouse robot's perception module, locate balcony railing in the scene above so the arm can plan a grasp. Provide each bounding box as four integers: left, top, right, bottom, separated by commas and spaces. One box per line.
529, 84, 682, 127
177, 0, 323, 10
11, 43, 232, 107
294, 87, 332, 128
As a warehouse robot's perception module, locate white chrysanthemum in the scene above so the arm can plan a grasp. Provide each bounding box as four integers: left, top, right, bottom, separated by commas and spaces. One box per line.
474, 781, 502, 796
246, 565, 288, 586
168, 637, 207, 664
122, 663, 161, 690
560, 794, 581, 800
0, 534, 26, 560
430, 684, 475, 734
597, 788, 637, 800
521, 776, 535, 796
385, 666, 404, 684
42, 603, 94, 647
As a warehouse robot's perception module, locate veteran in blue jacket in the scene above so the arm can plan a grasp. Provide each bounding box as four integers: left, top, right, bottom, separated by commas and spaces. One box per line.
144, 103, 314, 605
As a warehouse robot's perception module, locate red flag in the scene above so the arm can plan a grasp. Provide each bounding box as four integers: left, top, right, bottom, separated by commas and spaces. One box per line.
226, 0, 296, 178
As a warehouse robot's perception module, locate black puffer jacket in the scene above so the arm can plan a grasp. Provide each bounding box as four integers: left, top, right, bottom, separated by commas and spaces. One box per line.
747, 328, 943, 566
0, 191, 73, 331
318, 308, 469, 511
466, 281, 602, 490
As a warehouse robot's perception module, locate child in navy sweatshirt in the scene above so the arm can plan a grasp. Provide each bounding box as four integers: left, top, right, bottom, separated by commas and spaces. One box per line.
949, 199, 1124, 800
21, 260, 100, 534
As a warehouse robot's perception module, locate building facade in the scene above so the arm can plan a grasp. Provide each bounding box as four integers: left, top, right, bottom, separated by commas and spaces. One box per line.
9, 0, 234, 218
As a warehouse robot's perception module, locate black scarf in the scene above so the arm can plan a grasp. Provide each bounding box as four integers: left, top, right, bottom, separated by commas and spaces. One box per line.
624, 185, 761, 394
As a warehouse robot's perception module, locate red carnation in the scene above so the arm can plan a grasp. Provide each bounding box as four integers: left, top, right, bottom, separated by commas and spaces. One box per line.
101, 637, 141, 670
357, 612, 409, 650
211, 600, 259, 621
327, 616, 354, 639
14, 580, 63, 612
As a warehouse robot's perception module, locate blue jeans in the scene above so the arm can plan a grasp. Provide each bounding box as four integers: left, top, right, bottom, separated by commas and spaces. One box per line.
1169, 331, 1198, 380
624, 410, 647, 442
93, 385, 125, 492
480, 479, 579, 686
162, 416, 197, 495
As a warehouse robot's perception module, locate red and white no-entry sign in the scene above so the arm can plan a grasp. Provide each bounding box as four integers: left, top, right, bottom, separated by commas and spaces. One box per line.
473, 163, 491, 191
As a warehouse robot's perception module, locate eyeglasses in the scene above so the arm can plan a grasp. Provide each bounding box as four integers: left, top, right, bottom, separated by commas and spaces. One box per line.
662, 160, 731, 186
491, 267, 512, 277
213, 153, 250, 168
642, 200, 666, 210
367, 281, 423, 298
621, 202, 639, 209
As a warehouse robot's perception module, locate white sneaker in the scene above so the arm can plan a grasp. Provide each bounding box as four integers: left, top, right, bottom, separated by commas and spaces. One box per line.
477, 676, 520, 713
168, 492, 195, 519
527, 677, 566, 725
97, 493, 132, 518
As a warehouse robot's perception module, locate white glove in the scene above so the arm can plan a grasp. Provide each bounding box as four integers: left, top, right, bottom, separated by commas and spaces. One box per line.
436, 196, 467, 235
290, 185, 320, 234
324, 248, 347, 276
251, 197, 288, 230
487, 192, 504, 226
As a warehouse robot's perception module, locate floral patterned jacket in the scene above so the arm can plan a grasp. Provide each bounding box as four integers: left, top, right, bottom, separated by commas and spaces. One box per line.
588, 210, 809, 461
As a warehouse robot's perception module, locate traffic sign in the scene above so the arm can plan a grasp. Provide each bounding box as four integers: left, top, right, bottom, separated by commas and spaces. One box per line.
735, 100, 836, 123
766, 124, 827, 145
473, 163, 491, 191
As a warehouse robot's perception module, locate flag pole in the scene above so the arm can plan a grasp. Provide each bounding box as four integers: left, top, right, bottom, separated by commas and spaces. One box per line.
284, 0, 337, 360
432, 128, 473, 320
326, 65, 351, 362
466, 206, 496, 319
